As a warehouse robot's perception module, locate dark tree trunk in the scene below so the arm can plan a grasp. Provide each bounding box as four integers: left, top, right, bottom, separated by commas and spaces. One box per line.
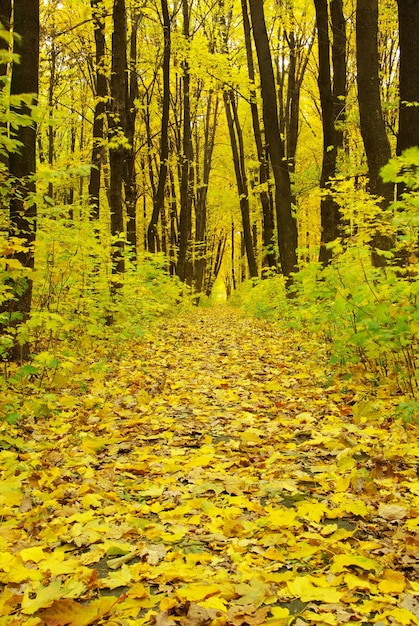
223, 90, 258, 278
396, 0, 419, 157
108, 0, 128, 293
315, 0, 341, 266
356, 0, 392, 201
0, 0, 11, 189
176, 0, 194, 285
248, 0, 298, 284
356, 0, 393, 264
88, 0, 108, 220
241, 0, 275, 270
124, 10, 140, 260
194, 91, 219, 294
148, 0, 170, 254
5, 0, 39, 361
331, 0, 346, 152
0, 0, 11, 82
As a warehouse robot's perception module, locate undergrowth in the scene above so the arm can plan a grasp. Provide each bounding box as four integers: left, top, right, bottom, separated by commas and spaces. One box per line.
231, 150, 419, 418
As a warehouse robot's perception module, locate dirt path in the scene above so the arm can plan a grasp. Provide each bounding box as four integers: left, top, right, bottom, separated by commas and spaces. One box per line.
1, 307, 418, 625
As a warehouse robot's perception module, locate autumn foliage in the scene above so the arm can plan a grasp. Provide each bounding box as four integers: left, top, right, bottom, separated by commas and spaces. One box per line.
0, 306, 418, 624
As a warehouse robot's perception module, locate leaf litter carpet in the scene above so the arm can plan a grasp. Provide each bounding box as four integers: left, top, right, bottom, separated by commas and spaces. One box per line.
1, 307, 419, 625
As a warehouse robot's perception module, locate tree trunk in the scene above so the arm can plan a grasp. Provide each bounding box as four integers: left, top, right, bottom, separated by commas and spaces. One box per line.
88, 0, 108, 220
241, 0, 275, 270
223, 90, 258, 279
176, 0, 194, 285
356, 0, 393, 264
248, 0, 298, 284
356, 0, 392, 201
194, 91, 219, 294
147, 0, 170, 254
0, 0, 11, 189
5, 0, 39, 361
396, 1, 419, 157
315, 0, 341, 266
108, 0, 127, 296
331, 0, 346, 152
124, 10, 140, 260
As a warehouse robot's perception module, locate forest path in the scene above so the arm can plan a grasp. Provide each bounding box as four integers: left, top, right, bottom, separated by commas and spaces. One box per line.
3, 306, 419, 624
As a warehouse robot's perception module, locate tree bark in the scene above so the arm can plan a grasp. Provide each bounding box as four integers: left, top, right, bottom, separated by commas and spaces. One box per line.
331, 0, 346, 152
315, 0, 341, 266
124, 9, 140, 259
88, 0, 108, 220
194, 90, 219, 294
241, 0, 275, 270
108, 0, 128, 294
5, 0, 39, 361
356, 0, 393, 265
148, 0, 170, 254
356, 0, 392, 202
396, 0, 419, 157
223, 89, 258, 279
248, 0, 298, 284
176, 0, 194, 285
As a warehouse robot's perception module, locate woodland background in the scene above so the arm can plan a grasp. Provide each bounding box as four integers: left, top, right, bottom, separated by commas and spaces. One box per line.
0, 0, 417, 414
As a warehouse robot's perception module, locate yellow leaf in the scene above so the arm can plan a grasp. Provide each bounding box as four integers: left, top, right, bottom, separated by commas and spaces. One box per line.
270, 607, 290, 619
377, 607, 419, 625
331, 554, 381, 574
21, 580, 63, 614
264, 506, 298, 528
344, 573, 374, 591
286, 577, 344, 603
176, 583, 221, 602
303, 611, 338, 625
160, 597, 178, 611
39, 596, 118, 626
378, 569, 406, 594
99, 563, 131, 589
264, 547, 285, 562
19, 546, 47, 563
296, 501, 328, 523
0, 556, 43, 584
82, 493, 103, 509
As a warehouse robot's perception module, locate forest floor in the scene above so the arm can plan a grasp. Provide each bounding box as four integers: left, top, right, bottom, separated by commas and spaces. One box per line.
1, 306, 419, 626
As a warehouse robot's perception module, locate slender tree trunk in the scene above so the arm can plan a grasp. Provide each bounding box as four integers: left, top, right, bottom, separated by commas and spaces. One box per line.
396, 1, 419, 157
148, 0, 170, 253
5, 0, 39, 361
47, 33, 56, 200
108, 0, 127, 296
88, 0, 108, 220
241, 0, 275, 270
124, 10, 140, 260
0, 0, 11, 197
315, 0, 341, 266
248, 0, 298, 284
356, 0, 392, 200
331, 0, 346, 152
356, 0, 393, 264
194, 91, 219, 294
223, 90, 258, 278
176, 0, 194, 285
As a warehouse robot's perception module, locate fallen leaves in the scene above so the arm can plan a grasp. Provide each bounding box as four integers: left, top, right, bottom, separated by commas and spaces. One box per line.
1, 306, 419, 624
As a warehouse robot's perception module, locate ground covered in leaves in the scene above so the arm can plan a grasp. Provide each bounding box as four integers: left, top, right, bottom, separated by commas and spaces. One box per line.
1, 306, 419, 625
